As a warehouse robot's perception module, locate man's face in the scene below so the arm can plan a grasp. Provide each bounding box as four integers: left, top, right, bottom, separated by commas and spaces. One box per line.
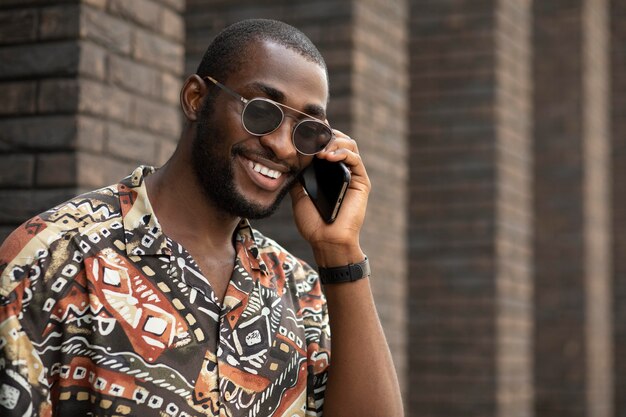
191, 40, 329, 219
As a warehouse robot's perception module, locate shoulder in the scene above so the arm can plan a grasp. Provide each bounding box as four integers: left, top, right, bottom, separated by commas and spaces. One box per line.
0, 183, 123, 295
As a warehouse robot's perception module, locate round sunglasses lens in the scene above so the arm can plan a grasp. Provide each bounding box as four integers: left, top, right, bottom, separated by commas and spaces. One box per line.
294, 120, 333, 154
242, 99, 283, 135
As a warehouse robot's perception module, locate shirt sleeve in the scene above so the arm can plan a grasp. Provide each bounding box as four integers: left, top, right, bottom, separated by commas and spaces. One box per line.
0, 224, 54, 417
295, 260, 330, 416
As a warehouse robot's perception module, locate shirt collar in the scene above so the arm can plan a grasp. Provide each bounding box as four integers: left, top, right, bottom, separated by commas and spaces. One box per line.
118, 166, 270, 276
119, 166, 169, 257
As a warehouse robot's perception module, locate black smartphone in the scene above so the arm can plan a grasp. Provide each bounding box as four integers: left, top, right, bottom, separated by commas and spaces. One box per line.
298, 158, 351, 223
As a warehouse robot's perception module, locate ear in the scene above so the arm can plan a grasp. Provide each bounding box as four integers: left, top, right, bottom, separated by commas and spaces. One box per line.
180, 74, 207, 122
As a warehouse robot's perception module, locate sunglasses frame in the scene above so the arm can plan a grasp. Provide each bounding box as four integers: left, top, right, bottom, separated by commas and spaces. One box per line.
203, 76, 334, 155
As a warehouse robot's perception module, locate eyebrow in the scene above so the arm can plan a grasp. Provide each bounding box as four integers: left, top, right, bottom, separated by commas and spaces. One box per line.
248, 82, 327, 120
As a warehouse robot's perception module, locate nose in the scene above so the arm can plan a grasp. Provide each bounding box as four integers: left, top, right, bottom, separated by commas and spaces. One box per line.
258, 118, 298, 161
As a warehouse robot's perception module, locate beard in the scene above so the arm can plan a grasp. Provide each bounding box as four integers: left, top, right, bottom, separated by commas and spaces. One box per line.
191, 110, 299, 219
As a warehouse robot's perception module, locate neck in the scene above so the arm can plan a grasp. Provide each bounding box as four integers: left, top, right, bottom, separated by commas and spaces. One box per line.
145, 154, 241, 252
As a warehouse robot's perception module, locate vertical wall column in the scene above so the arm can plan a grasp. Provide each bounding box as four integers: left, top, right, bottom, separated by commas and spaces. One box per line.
0, 0, 185, 241
185, 0, 409, 396
408, 0, 532, 416
494, 1, 533, 416
611, 0, 626, 414
533, 0, 612, 416
0, 1, 83, 240
349, 0, 409, 394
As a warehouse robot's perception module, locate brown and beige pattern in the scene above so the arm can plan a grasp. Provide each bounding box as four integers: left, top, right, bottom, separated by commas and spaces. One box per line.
0, 166, 330, 417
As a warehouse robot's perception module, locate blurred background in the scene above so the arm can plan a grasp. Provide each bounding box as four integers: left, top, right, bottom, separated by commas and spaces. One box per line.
0, 0, 624, 416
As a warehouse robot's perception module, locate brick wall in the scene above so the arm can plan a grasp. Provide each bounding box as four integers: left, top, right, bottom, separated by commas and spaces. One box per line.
581, 2, 612, 416
408, 2, 498, 413
408, 0, 532, 415
350, 0, 409, 396
611, 0, 626, 414
0, 0, 185, 241
184, 0, 410, 397
494, 1, 533, 415
533, 0, 612, 416
1, 2, 624, 416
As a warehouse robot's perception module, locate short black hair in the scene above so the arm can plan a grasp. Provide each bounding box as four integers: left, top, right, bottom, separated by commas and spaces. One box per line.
195, 19, 327, 84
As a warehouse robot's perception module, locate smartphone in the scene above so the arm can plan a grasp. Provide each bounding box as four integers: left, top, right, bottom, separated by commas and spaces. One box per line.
298, 158, 351, 223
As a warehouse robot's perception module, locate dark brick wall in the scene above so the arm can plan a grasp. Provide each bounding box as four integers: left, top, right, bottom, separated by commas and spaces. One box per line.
533, 1, 612, 416
408, 0, 532, 415
0, 0, 185, 241
611, 0, 626, 414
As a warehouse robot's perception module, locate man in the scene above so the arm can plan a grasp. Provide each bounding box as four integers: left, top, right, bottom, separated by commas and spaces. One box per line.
0, 19, 403, 417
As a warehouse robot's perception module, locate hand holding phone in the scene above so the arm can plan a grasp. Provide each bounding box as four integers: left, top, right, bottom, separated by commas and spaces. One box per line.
298, 158, 351, 223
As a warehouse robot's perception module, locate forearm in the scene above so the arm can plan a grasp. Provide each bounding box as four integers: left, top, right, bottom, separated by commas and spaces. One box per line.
320, 276, 404, 416
293, 130, 400, 414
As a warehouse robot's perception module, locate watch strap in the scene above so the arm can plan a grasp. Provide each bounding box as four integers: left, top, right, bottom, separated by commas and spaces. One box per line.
318, 257, 370, 285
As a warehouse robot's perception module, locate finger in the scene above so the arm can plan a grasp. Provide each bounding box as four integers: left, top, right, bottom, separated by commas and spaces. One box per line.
318, 148, 370, 188
321, 132, 358, 155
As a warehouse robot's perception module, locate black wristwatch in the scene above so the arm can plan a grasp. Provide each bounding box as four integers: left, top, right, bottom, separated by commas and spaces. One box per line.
318, 257, 371, 285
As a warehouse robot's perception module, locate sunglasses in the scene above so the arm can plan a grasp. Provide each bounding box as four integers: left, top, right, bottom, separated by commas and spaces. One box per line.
204, 76, 334, 155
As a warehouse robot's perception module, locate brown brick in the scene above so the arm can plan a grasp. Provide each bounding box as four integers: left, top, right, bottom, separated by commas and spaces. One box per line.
0, 154, 35, 187
36, 152, 77, 187
533, 0, 612, 416
160, 6, 185, 42
133, 28, 184, 74
160, 72, 182, 105
132, 95, 181, 137
39, 5, 80, 40
76, 152, 135, 188
155, 0, 185, 13
106, 122, 159, 163
0, 82, 37, 115
0, 116, 77, 150
76, 116, 106, 152
109, 0, 161, 31
80, 7, 132, 55
108, 55, 160, 97
0, 42, 79, 78
82, 0, 107, 9
78, 80, 133, 125
0, 188, 77, 224
38, 79, 80, 113
78, 42, 107, 80
0, 9, 38, 44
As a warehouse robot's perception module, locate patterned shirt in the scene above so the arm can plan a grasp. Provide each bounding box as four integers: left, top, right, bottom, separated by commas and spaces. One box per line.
0, 166, 330, 417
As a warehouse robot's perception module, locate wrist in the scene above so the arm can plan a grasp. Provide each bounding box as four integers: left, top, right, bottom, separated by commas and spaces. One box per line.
312, 242, 365, 268
318, 256, 371, 285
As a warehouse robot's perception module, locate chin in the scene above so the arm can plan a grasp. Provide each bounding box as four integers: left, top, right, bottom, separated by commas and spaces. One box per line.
231, 190, 288, 219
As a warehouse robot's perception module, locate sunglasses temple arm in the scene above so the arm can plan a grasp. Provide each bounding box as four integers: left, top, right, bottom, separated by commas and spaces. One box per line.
204, 76, 248, 104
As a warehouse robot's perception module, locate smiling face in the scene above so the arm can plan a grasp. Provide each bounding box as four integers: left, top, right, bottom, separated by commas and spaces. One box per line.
191, 40, 329, 219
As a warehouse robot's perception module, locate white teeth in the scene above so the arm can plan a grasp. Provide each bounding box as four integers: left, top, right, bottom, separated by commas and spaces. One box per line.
248, 160, 282, 179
